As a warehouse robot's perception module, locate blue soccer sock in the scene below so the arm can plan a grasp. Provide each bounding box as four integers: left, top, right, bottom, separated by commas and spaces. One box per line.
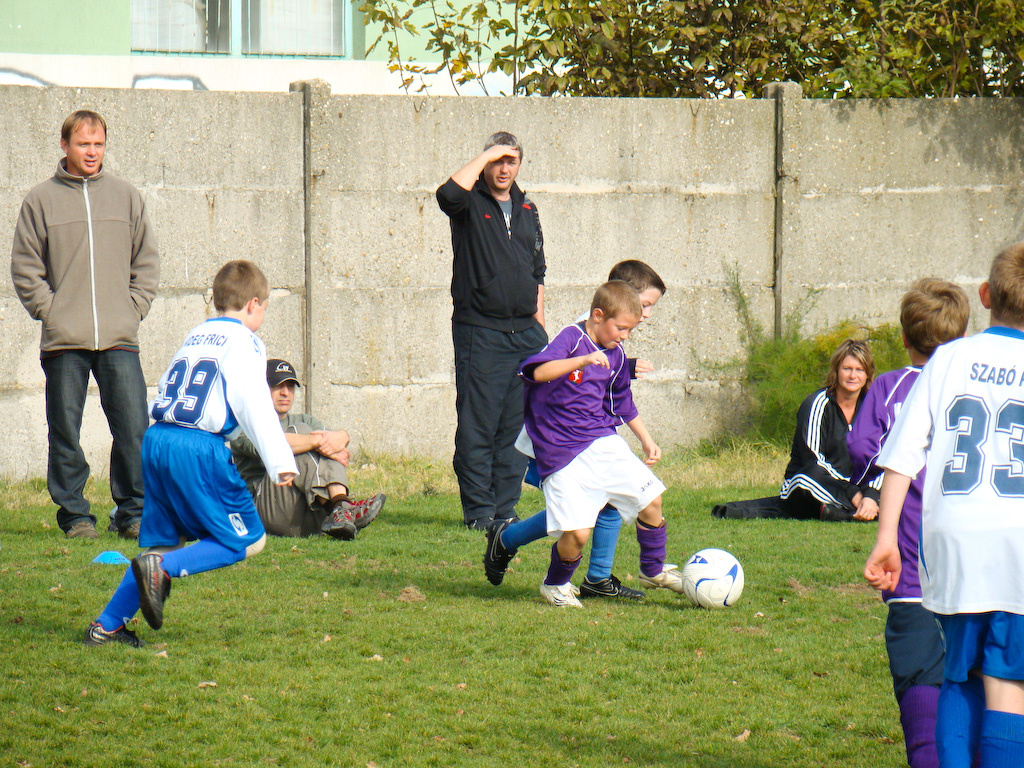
96, 568, 141, 632
936, 677, 985, 768
586, 505, 623, 582
980, 709, 1024, 767
160, 538, 246, 578
544, 542, 581, 586
899, 684, 940, 768
502, 510, 548, 550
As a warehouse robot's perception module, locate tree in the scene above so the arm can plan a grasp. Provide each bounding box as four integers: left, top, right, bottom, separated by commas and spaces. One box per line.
359, 0, 1024, 98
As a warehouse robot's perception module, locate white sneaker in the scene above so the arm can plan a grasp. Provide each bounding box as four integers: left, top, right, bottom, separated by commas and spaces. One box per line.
540, 581, 583, 608
639, 564, 684, 594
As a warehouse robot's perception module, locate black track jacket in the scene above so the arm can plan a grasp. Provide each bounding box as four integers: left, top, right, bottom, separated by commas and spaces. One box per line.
436, 176, 545, 332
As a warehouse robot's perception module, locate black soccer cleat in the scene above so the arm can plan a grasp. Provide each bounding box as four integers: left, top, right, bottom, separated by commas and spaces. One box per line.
483, 518, 517, 586
132, 553, 172, 630
579, 574, 646, 601
83, 622, 146, 648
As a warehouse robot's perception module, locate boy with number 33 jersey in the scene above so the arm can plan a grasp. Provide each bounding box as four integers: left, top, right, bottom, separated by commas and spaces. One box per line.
866, 243, 1024, 767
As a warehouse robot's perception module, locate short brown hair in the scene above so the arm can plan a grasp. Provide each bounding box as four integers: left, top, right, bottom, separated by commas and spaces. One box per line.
212, 260, 269, 312
901, 278, 970, 358
61, 110, 106, 143
591, 280, 642, 321
824, 339, 874, 394
988, 242, 1024, 327
483, 131, 522, 160
608, 260, 666, 295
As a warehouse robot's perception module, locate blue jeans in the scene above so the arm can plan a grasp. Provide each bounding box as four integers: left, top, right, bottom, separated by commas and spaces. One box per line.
42, 349, 148, 533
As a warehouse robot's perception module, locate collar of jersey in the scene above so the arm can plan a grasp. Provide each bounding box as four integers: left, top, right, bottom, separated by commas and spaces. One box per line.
983, 326, 1024, 341
208, 317, 243, 325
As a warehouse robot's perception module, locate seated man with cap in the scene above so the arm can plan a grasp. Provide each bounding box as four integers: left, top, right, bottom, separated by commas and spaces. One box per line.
230, 359, 385, 540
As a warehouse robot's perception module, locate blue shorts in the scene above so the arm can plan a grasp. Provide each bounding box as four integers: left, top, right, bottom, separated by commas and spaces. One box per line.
937, 612, 1024, 683
139, 423, 265, 551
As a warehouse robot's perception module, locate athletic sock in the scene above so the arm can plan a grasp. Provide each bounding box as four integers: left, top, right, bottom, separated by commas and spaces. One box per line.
635, 520, 667, 578
544, 542, 581, 586
96, 568, 141, 632
160, 538, 245, 578
936, 677, 984, 768
502, 510, 547, 550
979, 709, 1024, 767
586, 505, 623, 582
899, 685, 940, 768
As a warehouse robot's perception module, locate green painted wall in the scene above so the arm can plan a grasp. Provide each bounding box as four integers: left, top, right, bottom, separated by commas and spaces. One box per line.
1, 0, 131, 55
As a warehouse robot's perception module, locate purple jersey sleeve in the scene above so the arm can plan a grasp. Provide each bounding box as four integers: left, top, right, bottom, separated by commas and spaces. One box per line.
848, 367, 925, 601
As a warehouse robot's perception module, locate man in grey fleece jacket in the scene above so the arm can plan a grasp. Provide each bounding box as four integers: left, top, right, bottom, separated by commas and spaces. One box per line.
10, 110, 160, 540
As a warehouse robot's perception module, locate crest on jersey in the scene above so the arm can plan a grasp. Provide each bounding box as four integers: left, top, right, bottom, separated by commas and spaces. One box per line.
568, 369, 583, 384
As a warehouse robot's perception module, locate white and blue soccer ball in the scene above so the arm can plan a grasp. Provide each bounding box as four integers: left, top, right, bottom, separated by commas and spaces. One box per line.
681, 548, 744, 609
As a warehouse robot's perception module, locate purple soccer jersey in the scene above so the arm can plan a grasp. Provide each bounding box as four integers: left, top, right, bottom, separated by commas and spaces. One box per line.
521, 322, 638, 480
848, 366, 924, 601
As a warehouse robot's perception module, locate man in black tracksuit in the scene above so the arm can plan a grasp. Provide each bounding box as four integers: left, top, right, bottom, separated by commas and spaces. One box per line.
436, 132, 547, 531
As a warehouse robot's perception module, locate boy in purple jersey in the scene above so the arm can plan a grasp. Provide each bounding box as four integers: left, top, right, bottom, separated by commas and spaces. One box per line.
83, 261, 298, 648
515, 280, 672, 607
850, 279, 969, 768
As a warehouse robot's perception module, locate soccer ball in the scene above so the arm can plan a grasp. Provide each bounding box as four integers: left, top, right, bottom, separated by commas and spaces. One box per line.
681, 548, 744, 609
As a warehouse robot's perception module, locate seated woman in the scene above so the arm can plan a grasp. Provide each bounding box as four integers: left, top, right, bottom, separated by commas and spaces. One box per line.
712, 339, 879, 522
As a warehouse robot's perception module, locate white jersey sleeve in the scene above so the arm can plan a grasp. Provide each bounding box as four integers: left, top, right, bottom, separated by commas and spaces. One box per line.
149, 317, 298, 483
879, 329, 1024, 615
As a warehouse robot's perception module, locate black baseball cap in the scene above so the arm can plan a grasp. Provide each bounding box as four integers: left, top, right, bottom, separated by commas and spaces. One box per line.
267, 359, 301, 387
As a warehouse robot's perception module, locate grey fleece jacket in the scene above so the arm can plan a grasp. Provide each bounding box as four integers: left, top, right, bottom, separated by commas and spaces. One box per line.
10, 159, 160, 352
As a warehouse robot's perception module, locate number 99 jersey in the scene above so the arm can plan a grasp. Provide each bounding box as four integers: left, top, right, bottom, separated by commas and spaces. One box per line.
879, 327, 1024, 616
148, 316, 297, 483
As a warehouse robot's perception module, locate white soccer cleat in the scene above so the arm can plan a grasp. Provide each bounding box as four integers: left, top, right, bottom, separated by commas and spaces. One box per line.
639, 563, 685, 594
540, 581, 583, 608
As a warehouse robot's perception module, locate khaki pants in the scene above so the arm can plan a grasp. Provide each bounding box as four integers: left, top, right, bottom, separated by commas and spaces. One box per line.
253, 423, 348, 537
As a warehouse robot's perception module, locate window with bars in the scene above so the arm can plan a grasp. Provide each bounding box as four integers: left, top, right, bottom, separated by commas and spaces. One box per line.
132, 0, 348, 57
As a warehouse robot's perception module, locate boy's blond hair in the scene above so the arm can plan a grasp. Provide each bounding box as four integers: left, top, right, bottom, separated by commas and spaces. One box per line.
591, 280, 642, 321
824, 339, 874, 394
608, 260, 666, 296
901, 278, 970, 358
213, 260, 269, 312
988, 242, 1024, 327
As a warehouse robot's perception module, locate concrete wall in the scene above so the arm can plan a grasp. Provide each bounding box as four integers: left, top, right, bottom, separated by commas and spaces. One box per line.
0, 82, 1020, 481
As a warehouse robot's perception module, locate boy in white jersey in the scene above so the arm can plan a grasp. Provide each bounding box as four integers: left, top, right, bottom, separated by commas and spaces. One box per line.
865, 243, 1024, 767
84, 260, 297, 647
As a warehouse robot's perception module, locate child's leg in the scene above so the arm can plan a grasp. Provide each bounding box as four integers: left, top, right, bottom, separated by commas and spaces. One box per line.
979, 677, 1024, 767
634, 496, 684, 593
94, 541, 186, 631
899, 685, 940, 768
540, 532, 589, 608
159, 535, 256, 577
586, 505, 623, 582
937, 676, 985, 768
501, 509, 548, 550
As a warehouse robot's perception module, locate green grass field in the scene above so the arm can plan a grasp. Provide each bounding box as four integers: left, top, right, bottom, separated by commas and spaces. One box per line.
1, 446, 908, 768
